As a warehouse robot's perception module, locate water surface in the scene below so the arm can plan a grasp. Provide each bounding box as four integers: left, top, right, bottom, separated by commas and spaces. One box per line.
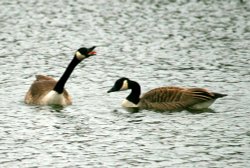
0, 0, 250, 167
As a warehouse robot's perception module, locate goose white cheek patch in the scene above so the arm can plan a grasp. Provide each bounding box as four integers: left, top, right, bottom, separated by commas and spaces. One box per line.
120, 80, 128, 91
75, 51, 86, 60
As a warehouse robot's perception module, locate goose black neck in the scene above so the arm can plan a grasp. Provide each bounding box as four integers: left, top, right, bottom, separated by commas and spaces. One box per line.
53, 56, 80, 94
126, 80, 141, 104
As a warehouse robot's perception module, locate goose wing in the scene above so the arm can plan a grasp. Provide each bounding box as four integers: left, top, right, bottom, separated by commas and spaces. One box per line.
139, 87, 216, 111
35, 75, 56, 81
25, 78, 57, 104
29, 75, 57, 97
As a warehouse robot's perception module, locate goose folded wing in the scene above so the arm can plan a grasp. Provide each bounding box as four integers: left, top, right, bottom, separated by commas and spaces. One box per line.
140, 87, 215, 111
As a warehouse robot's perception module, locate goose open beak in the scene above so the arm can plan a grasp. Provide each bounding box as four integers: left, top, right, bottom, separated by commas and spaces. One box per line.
88, 46, 96, 56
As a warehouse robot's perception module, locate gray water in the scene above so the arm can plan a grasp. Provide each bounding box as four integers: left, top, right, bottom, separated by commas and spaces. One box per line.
0, 0, 250, 167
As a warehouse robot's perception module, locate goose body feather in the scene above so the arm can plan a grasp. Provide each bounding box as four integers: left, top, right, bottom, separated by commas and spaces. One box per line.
24, 75, 71, 105
108, 78, 227, 111
139, 87, 221, 111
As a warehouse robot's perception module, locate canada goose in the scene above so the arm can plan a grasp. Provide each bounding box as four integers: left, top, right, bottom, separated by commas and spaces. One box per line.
24, 46, 96, 106
107, 77, 227, 111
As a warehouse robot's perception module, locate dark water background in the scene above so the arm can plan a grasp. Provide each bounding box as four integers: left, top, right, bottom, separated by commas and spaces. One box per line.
0, 0, 249, 167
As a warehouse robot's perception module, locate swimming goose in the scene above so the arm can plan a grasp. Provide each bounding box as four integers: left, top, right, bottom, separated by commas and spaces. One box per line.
107, 77, 227, 111
24, 46, 96, 106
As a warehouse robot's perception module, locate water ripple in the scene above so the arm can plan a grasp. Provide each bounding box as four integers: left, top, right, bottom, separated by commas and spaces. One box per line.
0, 0, 249, 167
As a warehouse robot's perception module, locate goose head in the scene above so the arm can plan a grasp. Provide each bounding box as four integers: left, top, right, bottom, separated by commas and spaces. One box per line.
107, 77, 130, 93
75, 46, 96, 60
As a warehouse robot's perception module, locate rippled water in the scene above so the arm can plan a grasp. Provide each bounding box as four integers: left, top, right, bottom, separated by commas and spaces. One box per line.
0, 0, 250, 167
